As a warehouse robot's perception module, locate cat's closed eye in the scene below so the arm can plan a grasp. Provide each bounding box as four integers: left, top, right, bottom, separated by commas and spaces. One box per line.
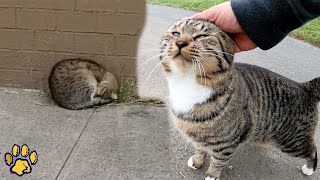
194, 34, 208, 40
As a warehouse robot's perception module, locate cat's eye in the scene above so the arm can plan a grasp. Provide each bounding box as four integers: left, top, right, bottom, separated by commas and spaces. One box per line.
194, 34, 208, 40
172, 32, 181, 37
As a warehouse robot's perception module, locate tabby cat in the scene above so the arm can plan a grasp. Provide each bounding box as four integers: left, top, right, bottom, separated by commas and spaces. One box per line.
160, 19, 320, 180
49, 59, 118, 110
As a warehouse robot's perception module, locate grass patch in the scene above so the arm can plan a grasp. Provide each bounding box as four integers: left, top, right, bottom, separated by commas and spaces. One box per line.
148, 0, 226, 11
291, 18, 320, 47
148, 0, 320, 47
117, 78, 138, 103
115, 78, 165, 106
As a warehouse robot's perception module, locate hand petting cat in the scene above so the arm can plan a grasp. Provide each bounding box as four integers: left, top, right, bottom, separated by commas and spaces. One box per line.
192, 2, 257, 53
193, 0, 320, 51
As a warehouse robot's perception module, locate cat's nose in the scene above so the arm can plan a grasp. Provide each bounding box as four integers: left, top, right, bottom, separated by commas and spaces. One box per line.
176, 40, 188, 49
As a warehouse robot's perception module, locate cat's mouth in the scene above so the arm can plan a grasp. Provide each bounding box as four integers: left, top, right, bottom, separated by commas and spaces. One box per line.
173, 53, 183, 58
172, 51, 190, 62
173, 54, 188, 62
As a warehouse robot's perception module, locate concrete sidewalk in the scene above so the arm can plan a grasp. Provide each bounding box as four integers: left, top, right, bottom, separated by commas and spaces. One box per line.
0, 4, 319, 180
0, 87, 319, 180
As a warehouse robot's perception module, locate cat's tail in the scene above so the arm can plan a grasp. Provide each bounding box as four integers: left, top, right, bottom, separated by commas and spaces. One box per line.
65, 98, 112, 110
304, 77, 320, 101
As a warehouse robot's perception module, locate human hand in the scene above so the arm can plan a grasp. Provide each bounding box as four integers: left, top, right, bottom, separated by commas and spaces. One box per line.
192, 2, 257, 53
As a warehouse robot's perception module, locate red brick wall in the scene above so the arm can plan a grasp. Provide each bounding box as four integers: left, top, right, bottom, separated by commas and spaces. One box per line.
0, 0, 145, 89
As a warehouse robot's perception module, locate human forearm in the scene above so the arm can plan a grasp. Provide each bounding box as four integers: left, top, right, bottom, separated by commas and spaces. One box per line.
231, 0, 320, 50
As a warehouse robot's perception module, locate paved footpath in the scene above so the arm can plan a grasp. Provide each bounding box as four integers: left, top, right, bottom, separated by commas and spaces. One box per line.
0, 4, 319, 180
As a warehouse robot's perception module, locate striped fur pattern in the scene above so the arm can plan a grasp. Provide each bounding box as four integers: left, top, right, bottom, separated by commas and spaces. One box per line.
160, 19, 320, 179
49, 59, 118, 110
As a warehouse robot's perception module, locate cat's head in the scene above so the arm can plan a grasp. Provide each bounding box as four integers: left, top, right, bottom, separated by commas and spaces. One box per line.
160, 19, 235, 79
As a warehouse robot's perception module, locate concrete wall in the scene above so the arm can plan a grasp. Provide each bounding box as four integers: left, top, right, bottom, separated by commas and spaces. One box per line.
0, 0, 145, 89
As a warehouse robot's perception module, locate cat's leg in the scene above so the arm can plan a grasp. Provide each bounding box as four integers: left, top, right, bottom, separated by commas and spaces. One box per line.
204, 153, 230, 180
96, 82, 112, 99
205, 145, 238, 180
96, 82, 118, 100
302, 148, 317, 176
188, 144, 207, 169
279, 134, 317, 176
97, 72, 118, 100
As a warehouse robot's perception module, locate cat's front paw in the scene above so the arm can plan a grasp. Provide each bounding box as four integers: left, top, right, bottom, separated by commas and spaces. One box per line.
204, 177, 218, 180
302, 165, 314, 176
205, 171, 220, 180
110, 93, 118, 100
188, 156, 198, 169
188, 156, 205, 169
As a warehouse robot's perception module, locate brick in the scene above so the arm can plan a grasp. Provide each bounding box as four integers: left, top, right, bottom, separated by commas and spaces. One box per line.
49, 54, 136, 86
0, 0, 74, 10
56, 11, 97, 32
97, 14, 144, 35
116, 0, 145, 14
76, 0, 116, 12
22, 0, 74, 10
0, 8, 15, 28
109, 56, 136, 84
113, 35, 138, 56
0, 69, 46, 89
89, 55, 136, 84
74, 33, 113, 54
0, 0, 21, 8
34, 31, 74, 52
0, 49, 56, 70
0, 0, 141, 90
17, 9, 56, 30
0, 30, 34, 50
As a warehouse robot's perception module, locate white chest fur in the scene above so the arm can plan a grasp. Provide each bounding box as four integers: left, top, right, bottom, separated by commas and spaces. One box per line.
167, 68, 214, 114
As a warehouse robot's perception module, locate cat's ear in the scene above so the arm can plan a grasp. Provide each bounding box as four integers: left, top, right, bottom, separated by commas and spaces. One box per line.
194, 22, 205, 30
221, 32, 236, 56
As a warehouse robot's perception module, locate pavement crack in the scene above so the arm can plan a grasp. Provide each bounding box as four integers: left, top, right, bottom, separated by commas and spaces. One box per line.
54, 109, 96, 180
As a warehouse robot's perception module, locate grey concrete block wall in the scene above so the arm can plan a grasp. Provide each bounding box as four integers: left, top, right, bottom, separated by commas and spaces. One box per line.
0, 0, 145, 89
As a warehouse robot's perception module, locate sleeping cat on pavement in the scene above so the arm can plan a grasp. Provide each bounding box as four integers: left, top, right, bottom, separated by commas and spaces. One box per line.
49, 59, 118, 110
160, 19, 320, 180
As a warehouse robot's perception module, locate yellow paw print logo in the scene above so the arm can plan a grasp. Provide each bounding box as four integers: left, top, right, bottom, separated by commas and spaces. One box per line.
4, 144, 38, 176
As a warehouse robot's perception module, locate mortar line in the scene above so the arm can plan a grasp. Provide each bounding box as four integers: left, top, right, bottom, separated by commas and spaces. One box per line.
54, 109, 96, 180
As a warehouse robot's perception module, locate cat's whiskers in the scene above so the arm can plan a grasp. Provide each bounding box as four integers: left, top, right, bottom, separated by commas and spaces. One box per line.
190, 48, 208, 86
202, 53, 228, 62
138, 53, 165, 69
192, 56, 205, 86
195, 58, 207, 86
140, 40, 159, 46
193, 58, 203, 84
192, 58, 197, 75
138, 49, 161, 54
197, 56, 218, 73
143, 57, 169, 88
191, 58, 195, 72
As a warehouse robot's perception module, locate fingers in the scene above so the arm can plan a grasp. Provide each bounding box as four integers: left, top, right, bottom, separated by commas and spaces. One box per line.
187, 2, 256, 53
192, 6, 217, 22
182, 16, 192, 20
235, 46, 241, 53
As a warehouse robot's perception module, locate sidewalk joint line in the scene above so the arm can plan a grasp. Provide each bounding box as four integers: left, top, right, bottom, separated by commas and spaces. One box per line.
54, 109, 96, 180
